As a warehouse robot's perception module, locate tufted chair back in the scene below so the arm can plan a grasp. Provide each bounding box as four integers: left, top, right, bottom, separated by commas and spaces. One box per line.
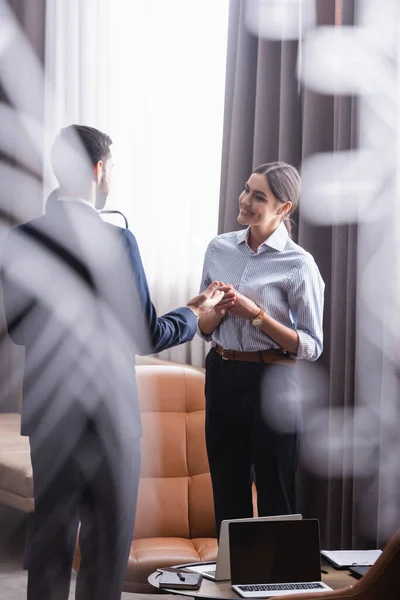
133, 365, 216, 540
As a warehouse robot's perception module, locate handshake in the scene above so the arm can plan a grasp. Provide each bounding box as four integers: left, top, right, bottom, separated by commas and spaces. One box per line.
186, 281, 239, 318
186, 282, 259, 322
186, 281, 226, 318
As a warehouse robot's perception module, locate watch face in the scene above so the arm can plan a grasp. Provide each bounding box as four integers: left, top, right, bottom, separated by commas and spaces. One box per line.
252, 317, 262, 326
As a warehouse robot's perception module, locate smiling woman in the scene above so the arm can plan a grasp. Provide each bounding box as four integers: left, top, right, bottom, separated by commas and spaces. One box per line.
197, 161, 325, 536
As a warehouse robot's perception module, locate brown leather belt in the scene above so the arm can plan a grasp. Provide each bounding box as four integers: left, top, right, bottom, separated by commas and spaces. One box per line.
215, 344, 296, 365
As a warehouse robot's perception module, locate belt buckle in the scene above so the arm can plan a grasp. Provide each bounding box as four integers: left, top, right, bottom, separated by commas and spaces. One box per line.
221, 348, 229, 360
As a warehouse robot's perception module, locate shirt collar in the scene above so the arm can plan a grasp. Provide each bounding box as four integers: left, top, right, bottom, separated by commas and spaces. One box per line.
265, 222, 289, 251
236, 222, 288, 252
236, 228, 249, 245
58, 196, 98, 213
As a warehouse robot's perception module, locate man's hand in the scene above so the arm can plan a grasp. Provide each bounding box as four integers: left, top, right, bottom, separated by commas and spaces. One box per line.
212, 283, 236, 318
186, 281, 225, 317
217, 285, 259, 320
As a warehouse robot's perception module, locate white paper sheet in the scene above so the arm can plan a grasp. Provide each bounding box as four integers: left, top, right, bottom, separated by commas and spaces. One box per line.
321, 549, 382, 567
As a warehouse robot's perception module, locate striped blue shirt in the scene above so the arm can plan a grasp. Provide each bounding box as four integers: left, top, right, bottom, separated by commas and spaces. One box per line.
198, 222, 324, 361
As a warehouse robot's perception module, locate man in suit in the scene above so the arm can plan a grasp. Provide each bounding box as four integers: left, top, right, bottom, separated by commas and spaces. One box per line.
1, 125, 223, 600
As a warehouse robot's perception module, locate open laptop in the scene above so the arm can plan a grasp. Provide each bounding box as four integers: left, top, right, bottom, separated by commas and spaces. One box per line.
229, 519, 333, 597
186, 514, 302, 582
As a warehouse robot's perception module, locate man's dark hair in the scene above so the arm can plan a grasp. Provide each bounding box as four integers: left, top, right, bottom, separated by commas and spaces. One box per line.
51, 125, 112, 189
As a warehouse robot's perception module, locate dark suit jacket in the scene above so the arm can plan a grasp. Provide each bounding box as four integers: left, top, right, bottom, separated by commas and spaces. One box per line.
2, 200, 197, 444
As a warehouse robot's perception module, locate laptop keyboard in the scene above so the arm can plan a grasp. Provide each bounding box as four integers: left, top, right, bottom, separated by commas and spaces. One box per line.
238, 583, 324, 592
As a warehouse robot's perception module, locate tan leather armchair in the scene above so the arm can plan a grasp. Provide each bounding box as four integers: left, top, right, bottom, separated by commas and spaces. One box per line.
74, 365, 218, 593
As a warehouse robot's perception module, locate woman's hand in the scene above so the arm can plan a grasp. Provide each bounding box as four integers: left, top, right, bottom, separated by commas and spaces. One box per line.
218, 285, 299, 353
197, 282, 236, 335
213, 282, 236, 318
217, 285, 259, 320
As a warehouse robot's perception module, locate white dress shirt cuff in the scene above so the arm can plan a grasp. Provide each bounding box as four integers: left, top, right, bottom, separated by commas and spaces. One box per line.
296, 329, 322, 361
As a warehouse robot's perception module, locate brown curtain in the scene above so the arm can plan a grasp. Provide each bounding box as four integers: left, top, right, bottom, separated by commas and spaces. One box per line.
218, 0, 400, 549
219, 2, 302, 234
0, 0, 46, 412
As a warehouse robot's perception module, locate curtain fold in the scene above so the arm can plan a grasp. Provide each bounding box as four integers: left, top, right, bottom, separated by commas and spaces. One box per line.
219, 1, 258, 234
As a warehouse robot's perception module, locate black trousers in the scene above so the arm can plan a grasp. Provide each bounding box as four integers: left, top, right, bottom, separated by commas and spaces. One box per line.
205, 348, 300, 537
27, 422, 141, 600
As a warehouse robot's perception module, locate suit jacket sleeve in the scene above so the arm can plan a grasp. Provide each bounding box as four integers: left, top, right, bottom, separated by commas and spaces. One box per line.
121, 229, 197, 355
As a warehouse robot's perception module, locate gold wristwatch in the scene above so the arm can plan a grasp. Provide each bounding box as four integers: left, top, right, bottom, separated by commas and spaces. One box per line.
251, 307, 264, 327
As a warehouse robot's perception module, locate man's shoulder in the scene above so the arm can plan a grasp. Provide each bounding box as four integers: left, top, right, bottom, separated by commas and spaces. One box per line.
108, 226, 142, 263
5, 216, 46, 245
105, 221, 126, 235
110, 224, 137, 245
1, 217, 49, 268
17, 215, 46, 230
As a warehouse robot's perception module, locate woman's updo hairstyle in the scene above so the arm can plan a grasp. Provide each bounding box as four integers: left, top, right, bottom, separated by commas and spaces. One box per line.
253, 162, 300, 238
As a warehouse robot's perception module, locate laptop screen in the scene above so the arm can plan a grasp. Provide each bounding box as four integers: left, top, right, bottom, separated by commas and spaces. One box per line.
229, 519, 322, 585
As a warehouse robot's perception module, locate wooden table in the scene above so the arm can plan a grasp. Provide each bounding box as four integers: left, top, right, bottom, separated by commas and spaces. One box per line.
148, 562, 355, 598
